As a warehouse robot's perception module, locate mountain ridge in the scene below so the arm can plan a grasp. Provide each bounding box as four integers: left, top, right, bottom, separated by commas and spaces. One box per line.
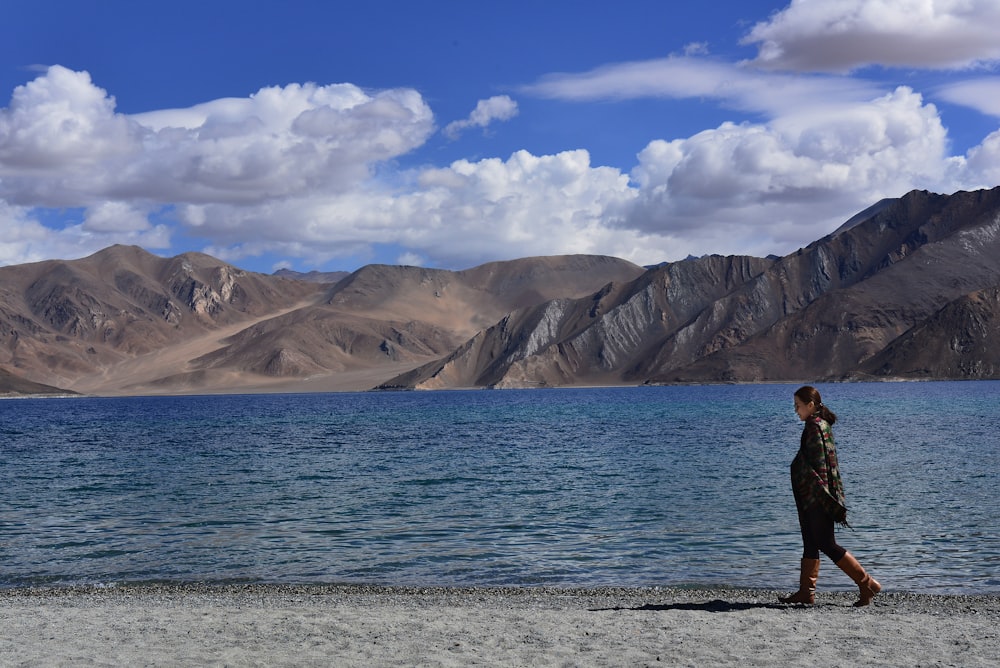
3, 187, 1000, 396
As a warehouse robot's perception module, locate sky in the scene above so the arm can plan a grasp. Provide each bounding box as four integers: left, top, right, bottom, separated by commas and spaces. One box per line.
2, 0, 1000, 274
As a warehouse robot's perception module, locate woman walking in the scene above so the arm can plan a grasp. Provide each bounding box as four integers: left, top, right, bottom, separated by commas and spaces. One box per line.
779, 386, 882, 606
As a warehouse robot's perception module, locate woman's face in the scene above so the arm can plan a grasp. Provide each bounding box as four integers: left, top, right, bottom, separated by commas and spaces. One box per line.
794, 396, 814, 422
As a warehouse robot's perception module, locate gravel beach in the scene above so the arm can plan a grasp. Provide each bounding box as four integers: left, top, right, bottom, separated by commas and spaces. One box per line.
2, 584, 999, 666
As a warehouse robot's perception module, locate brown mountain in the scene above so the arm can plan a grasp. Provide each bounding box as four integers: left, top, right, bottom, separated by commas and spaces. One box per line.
0, 249, 644, 395
656, 186, 1000, 383
273, 268, 351, 284
0, 245, 326, 395
853, 286, 1000, 380
380, 187, 1000, 389
161, 256, 647, 393
0, 366, 73, 397
378, 254, 776, 389
4, 187, 1000, 396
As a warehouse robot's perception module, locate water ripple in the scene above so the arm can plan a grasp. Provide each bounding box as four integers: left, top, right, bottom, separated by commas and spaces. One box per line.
1, 382, 998, 593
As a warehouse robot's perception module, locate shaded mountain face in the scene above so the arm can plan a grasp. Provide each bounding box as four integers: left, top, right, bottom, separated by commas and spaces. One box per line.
656, 187, 1000, 383
0, 366, 72, 397
380, 187, 1000, 389
852, 286, 1000, 380
4, 187, 1000, 397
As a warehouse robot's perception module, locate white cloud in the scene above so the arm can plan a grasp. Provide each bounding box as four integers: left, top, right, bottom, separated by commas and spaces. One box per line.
520, 56, 882, 117
742, 0, 1000, 72
683, 42, 709, 57
180, 149, 654, 269
443, 95, 519, 140
627, 86, 959, 256
2, 56, 1000, 273
0, 202, 48, 266
402, 149, 641, 264
82, 201, 153, 233
0, 200, 171, 266
935, 77, 1000, 117
396, 252, 427, 267
963, 129, 1000, 188
0, 66, 435, 209
0, 66, 140, 173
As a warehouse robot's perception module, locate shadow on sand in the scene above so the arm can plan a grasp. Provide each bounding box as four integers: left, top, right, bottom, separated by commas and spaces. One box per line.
590, 599, 788, 613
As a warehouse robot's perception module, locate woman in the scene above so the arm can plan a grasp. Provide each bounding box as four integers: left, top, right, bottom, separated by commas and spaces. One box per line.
778, 386, 882, 606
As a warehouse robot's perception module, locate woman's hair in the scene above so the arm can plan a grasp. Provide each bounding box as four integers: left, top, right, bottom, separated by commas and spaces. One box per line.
795, 385, 837, 424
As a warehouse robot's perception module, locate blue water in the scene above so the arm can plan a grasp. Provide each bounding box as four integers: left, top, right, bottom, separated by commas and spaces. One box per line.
1, 382, 997, 593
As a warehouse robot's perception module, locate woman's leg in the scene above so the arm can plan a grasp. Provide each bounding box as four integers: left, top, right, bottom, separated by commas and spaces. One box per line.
801, 505, 881, 605
801, 504, 847, 563
779, 507, 822, 604
798, 507, 821, 559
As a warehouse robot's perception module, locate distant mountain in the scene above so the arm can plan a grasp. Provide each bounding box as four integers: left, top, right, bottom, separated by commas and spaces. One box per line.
273, 268, 351, 284
0, 248, 644, 395
172, 256, 647, 390
0, 245, 325, 395
3, 187, 1000, 397
378, 254, 775, 389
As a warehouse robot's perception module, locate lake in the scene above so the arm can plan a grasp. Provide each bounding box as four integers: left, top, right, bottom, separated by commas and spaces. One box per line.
1, 381, 997, 593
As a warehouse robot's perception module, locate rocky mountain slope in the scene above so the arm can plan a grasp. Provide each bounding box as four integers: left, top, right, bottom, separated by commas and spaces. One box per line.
854, 286, 1000, 380
3, 186, 999, 396
380, 187, 1000, 389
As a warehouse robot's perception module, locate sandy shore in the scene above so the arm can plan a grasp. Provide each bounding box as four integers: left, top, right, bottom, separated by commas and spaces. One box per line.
2, 585, 998, 667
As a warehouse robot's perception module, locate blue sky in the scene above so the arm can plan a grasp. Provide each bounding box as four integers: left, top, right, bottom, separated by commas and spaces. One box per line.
2, 0, 1000, 274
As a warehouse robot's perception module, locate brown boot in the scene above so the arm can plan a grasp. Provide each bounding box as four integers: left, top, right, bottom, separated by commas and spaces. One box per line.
835, 551, 881, 606
778, 558, 820, 604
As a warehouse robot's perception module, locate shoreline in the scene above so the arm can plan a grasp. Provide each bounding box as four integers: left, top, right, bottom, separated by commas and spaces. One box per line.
4, 585, 999, 666
4, 376, 981, 400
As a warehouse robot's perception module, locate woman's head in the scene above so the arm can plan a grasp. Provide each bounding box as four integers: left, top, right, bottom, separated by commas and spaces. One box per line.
793, 385, 837, 424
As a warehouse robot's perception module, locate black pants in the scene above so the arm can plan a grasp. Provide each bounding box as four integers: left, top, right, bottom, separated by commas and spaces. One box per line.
797, 504, 847, 562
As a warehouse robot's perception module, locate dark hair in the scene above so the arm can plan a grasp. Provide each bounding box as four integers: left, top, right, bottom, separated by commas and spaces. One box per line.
794, 385, 837, 425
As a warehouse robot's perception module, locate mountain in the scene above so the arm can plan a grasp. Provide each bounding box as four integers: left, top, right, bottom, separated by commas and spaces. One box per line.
379, 187, 1000, 389
853, 286, 1000, 380
273, 268, 350, 284
0, 249, 644, 395
377, 254, 775, 389
0, 366, 73, 397
0, 245, 326, 395
3, 187, 1000, 397
162, 255, 647, 392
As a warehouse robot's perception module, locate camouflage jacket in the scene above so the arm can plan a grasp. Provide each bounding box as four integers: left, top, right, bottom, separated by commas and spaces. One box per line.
791, 415, 849, 526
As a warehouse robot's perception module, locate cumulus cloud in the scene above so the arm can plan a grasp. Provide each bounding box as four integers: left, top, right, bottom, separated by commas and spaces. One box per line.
742, 0, 1000, 72
3, 49, 1000, 273
0, 65, 434, 209
0, 200, 170, 267
443, 95, 519, 139
180, 149, 657, 268
82, 201, 154, 233
963, 130, 1000, 189
628, 86, 958, 255
0, 66, 140, 173
403, 149, 640, 263
0, 202, 48, 266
